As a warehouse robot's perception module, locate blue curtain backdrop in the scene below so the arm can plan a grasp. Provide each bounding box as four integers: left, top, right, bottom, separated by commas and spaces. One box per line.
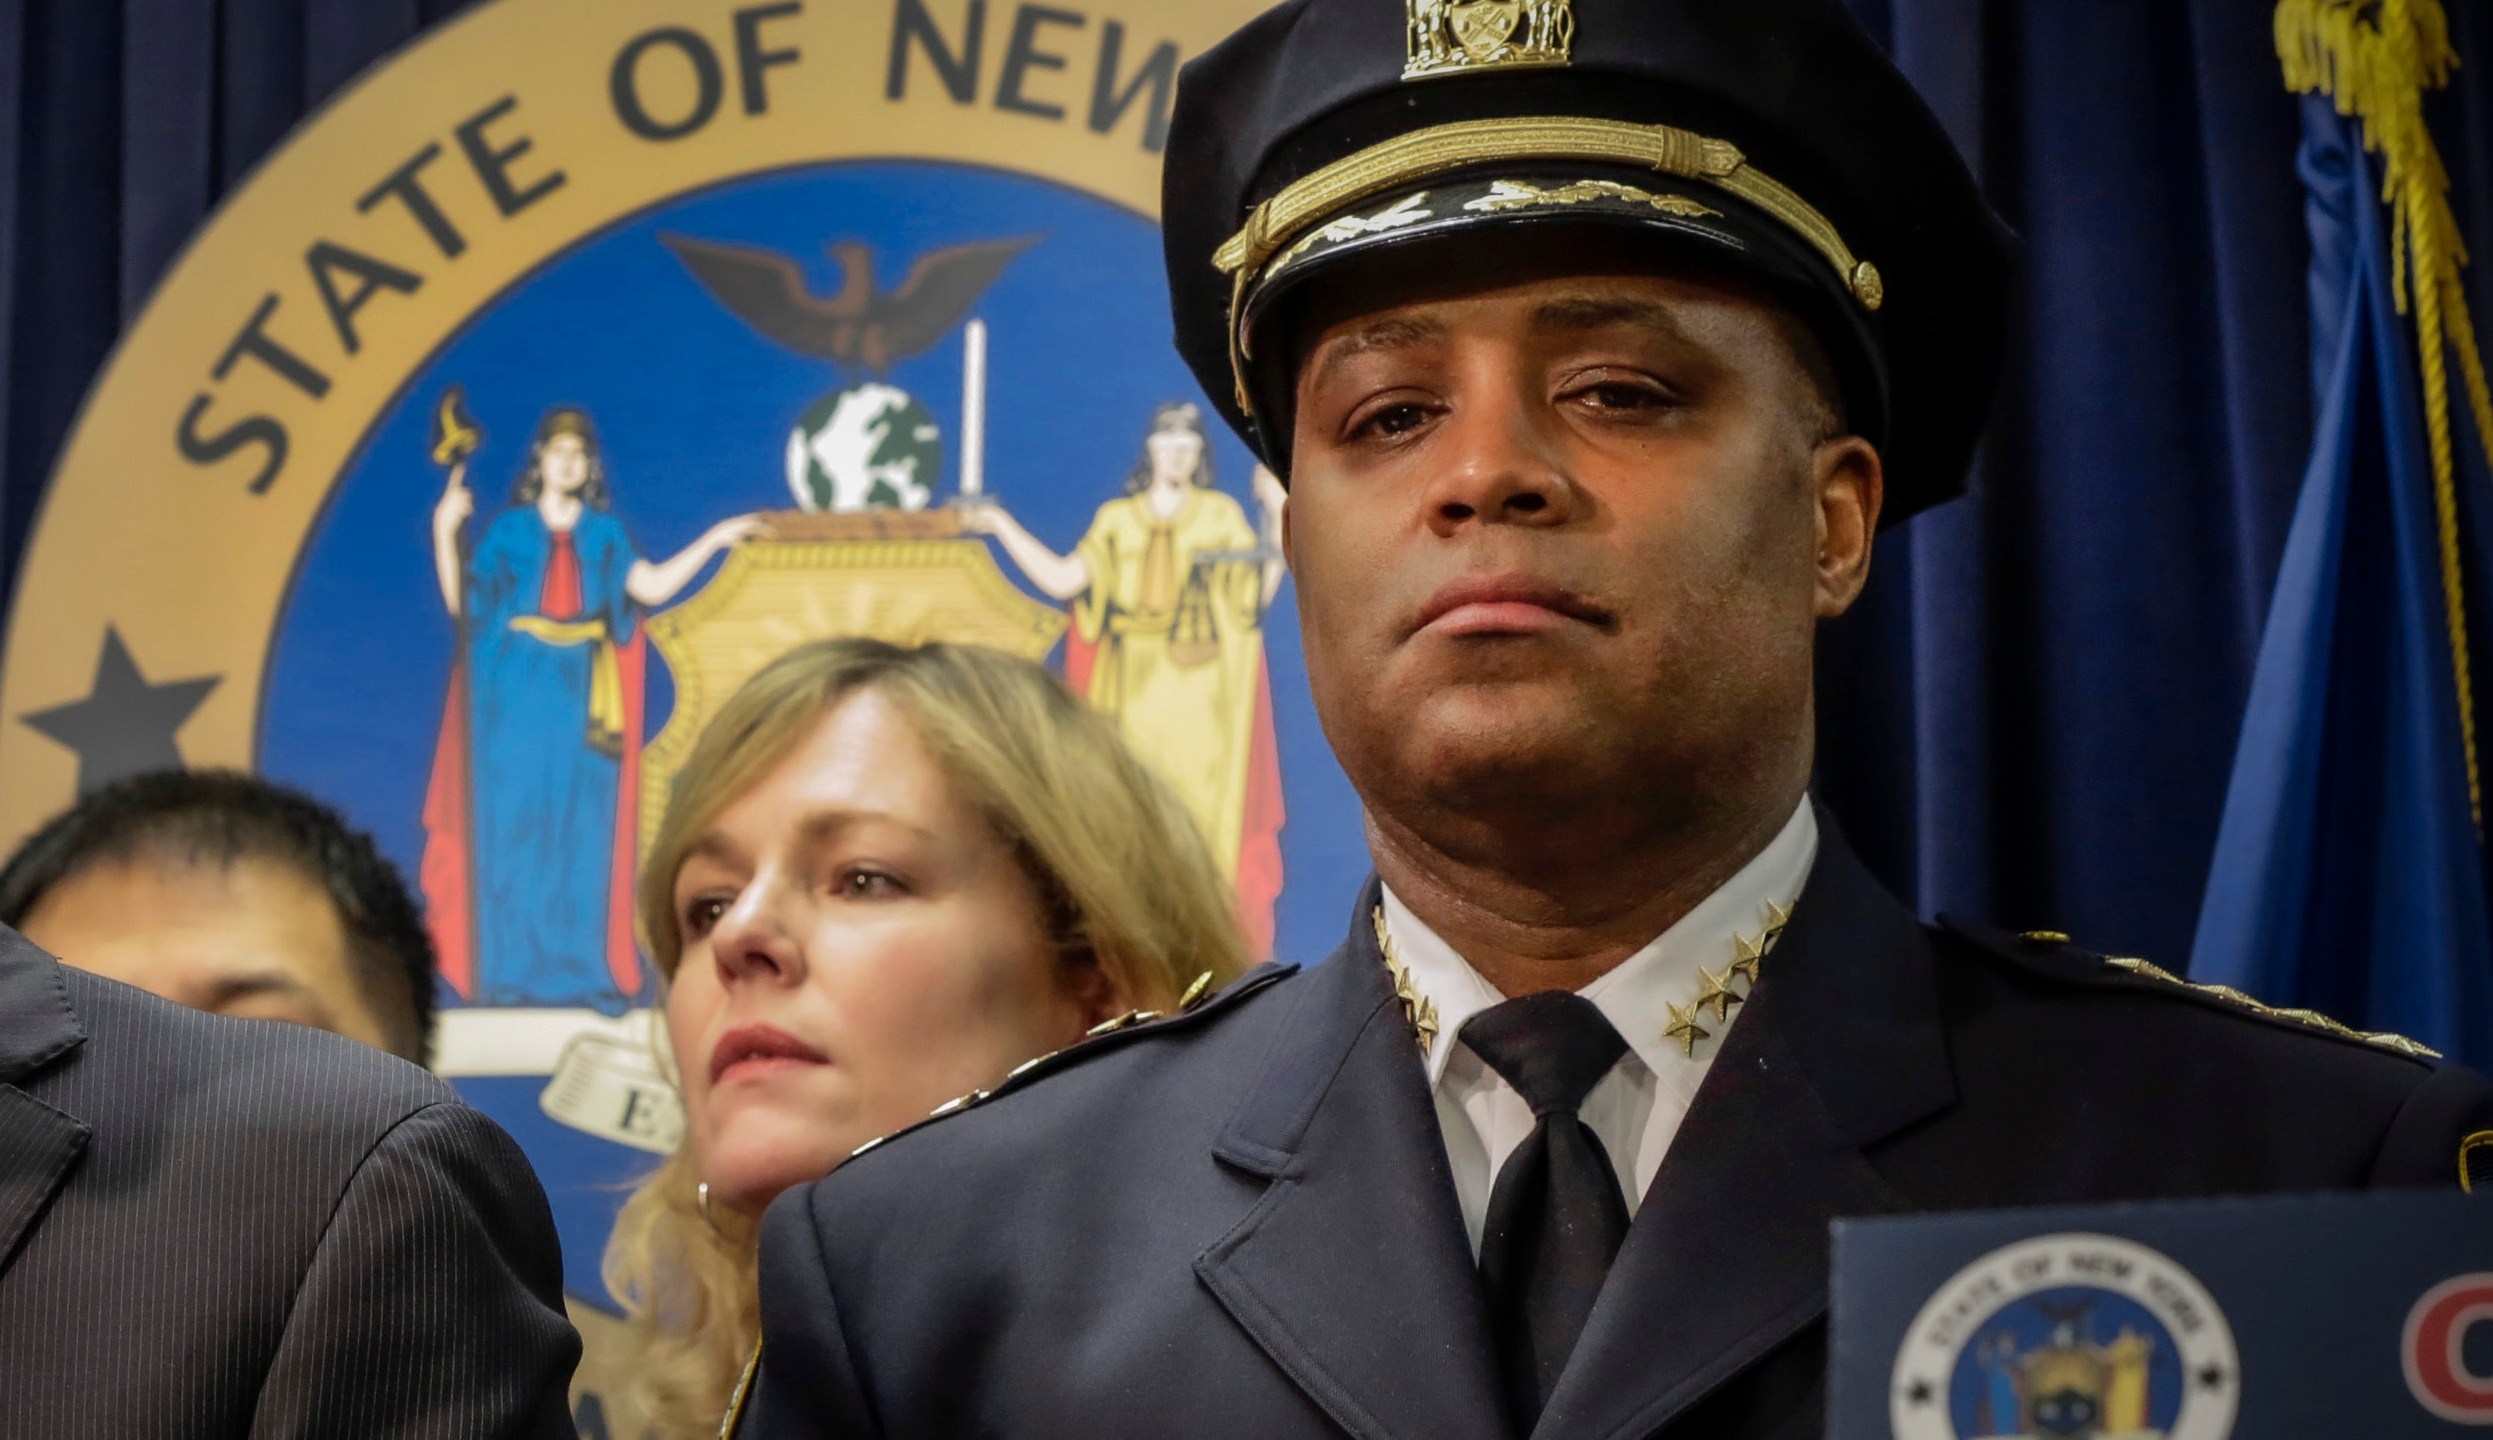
2188, 94, 2493, 1065
0, 0, 483, 609
1813, 0, 2493, 974
3, 0, 2491, 975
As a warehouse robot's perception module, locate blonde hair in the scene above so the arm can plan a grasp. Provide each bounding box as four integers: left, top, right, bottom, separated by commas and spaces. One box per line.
602, 637, 1250, 1434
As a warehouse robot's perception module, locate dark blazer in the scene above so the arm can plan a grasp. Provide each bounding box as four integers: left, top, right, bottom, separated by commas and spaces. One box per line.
741, 825, 2493, 1440
0, 927, 580, 1437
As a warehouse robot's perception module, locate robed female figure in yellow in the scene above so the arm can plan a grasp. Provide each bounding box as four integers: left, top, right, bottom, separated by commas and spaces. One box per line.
965, 402, 1288, 952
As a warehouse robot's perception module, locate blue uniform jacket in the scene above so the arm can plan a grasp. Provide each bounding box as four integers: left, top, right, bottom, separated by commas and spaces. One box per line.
740, 823, 2493, 1440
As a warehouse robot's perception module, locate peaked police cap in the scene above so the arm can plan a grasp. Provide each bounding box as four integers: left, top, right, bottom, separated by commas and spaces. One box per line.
1161, 0, 2015, 524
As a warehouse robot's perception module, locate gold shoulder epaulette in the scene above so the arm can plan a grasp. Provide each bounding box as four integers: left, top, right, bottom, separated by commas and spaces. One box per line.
843, 970, 1247, 1160
2101, 955, 2442, 1060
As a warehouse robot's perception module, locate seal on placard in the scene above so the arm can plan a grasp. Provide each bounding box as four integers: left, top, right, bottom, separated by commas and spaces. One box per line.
1890, 1232, 2238, 1440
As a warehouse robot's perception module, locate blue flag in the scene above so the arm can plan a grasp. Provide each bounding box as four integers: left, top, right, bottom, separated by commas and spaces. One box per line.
2190, 96, 2493, 1065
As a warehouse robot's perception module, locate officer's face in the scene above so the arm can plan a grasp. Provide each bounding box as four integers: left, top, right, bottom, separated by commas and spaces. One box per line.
664, 688, 1122, 1214
1282, 247, 1881, 861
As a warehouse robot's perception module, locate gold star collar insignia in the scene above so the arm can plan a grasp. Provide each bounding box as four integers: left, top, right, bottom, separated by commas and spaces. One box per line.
1371, 896, 1799, 1062
1372, 906, 1440, 1057
1694, 966, 1743, 1025
1662, 1000, 1710, 1059
1727, 930, 1767, 988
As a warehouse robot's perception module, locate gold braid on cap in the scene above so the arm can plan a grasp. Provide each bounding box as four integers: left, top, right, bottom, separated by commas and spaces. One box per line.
1212, 115, 1883, 413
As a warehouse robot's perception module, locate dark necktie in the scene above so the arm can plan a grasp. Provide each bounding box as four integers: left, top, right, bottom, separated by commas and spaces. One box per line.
1460, 991, 1633, 1430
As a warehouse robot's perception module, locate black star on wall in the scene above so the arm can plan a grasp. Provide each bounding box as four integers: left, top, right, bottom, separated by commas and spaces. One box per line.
21, 628, 221, 795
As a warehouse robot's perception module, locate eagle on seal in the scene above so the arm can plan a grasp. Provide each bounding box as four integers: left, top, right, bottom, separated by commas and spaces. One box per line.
660, 232, 1039, 376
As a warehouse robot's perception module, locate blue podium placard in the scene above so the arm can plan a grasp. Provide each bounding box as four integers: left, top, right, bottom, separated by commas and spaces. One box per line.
1830, 1189, 2493, 1439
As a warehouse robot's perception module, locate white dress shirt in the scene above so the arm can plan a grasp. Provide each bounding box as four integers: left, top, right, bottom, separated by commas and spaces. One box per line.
1380, 800, 1819, 1257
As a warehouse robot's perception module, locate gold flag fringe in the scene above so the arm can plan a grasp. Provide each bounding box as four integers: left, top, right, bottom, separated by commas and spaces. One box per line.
2279, 0, 2493, 825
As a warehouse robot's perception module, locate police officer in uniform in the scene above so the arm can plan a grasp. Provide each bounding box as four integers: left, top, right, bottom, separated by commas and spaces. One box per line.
736, 0, 2493, 1434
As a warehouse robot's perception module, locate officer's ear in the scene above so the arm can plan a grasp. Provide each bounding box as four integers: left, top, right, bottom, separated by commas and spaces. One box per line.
1812, 435, 1882, 618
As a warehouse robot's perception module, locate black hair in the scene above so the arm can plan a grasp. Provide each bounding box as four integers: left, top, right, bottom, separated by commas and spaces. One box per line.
0, 769, 438, 1063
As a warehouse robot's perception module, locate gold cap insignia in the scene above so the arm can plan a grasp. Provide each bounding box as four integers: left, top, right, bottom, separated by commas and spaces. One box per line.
1406, 0, 1573, 81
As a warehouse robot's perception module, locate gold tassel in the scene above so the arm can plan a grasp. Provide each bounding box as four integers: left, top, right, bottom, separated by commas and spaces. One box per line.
2278, 0, 2493, 826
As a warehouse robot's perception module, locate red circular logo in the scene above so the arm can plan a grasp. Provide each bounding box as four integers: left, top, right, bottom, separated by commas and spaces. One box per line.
2406, 1273, 2493, 1423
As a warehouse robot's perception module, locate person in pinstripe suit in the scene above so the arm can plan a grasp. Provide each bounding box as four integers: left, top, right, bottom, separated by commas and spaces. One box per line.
0, 922, 579, 1436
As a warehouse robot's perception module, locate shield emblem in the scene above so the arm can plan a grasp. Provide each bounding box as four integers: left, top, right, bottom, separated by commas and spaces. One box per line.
638, 510, 1067, 853
1449, 0, 1523, 57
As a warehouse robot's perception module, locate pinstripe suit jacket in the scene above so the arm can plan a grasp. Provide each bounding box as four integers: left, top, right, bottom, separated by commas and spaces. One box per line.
0, 926, 580, 1438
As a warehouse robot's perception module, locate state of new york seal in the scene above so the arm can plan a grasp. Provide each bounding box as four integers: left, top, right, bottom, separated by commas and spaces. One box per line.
1891, 1232, 2241, 1440
0, 1, 1375, 1432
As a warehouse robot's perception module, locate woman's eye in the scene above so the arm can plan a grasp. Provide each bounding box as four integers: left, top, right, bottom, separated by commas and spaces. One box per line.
837, 867, 907, 899
680, 896, 729, 936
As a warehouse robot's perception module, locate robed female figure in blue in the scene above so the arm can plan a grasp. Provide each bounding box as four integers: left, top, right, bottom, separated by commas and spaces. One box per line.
422, 407, 761, 1010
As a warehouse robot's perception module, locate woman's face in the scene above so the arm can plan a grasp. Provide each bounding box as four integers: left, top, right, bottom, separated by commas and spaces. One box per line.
664, 688, 1117, 1213
539, 433, 590, 496
1145, 423, 1202, 487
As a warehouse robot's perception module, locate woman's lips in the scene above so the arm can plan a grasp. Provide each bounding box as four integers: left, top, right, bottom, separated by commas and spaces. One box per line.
708, 1022, 830, 1086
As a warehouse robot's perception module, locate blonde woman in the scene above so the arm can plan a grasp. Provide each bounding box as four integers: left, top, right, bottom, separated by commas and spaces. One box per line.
602, 637, 1249, 1434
